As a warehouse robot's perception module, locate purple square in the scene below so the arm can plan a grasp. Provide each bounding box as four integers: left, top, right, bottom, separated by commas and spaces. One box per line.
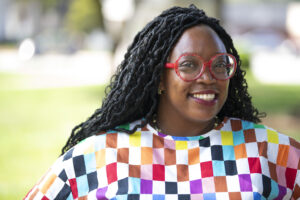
96, 186, 108, 200
276, 185, 287, 200
141, 179, 153, 194
238, 174, 253, 191
190, 179, 203, 194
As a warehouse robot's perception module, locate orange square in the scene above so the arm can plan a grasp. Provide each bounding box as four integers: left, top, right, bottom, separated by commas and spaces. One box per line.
188, 148, 200, 165
229, 192, 242, 200
230, 119, 242, 131
129, 165, 140, 178
234, 143, 247, 159
177, 165, 189, 182
141, 147, 153, 164
244, 129, 256, 143
106, 133, 117, 148
277, 144, 289, 167
214, 176, 227, 192
164, 148, 176, 165
117, 148, 129, 163
258, 142, 268, 158
153, 134, 164, 148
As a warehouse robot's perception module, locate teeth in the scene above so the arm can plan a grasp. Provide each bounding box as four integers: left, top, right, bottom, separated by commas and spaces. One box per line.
192, 94, 215, 101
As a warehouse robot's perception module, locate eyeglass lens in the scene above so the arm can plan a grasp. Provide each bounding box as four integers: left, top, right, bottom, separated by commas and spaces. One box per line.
178, 54, 235, 80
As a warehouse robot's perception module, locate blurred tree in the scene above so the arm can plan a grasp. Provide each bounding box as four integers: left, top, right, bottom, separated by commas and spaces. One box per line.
65, 0, 104, 34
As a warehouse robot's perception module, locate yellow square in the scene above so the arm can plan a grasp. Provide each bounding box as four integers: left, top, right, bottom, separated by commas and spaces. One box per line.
84, 144, 95, 154
221, 131, 234, 145
176, 141, 188, 150
267, 129, 279, 144
129, 131, 141, 147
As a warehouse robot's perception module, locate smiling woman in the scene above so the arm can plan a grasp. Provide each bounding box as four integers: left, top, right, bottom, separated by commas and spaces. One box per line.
24, 5, 300, 200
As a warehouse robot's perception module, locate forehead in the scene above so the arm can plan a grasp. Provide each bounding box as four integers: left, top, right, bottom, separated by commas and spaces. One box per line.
170, 25, 226, 60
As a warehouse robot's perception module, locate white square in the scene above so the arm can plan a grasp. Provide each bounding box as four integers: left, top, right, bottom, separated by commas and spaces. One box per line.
140, 194, 153, 200
129, 147, 141, 165
116, 133, 130, 148
152, 180, 165, 194
165, 165, 177, 182
226, 175, 240, 192
64, 159, 76, 179
245, 142, 258, 157
215, 192, 229, 200
177, 181, 190, 194
94, 134, 107, 150
188, 141, 200, 149
97, 167, 108, 187
199, 147, 212, 162
278, 133, 289, 145
241, 192, 253, 200
222, 119, 233, 131
236, 158, 250, 174
176, 150, 188, 164
259, 157, 270, 177
188, 163, 201, 180
254, 128, 267, 142
267, 143, 278, 164
209, 132, 222, 146
105, 148, 117, 164
106, 181, 118, 199
250, 173, 263, 194
141, 131, 153, 147
117, 162, 128, 180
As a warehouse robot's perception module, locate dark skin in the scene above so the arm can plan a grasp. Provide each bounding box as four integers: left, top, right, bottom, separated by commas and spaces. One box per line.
157, 25, 230, 137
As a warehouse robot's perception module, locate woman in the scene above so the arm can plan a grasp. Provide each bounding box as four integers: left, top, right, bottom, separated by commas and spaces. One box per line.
25, 5, 300, 200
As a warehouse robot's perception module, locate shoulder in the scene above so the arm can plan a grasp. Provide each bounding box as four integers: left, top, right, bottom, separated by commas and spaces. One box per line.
223, 117, 299, 147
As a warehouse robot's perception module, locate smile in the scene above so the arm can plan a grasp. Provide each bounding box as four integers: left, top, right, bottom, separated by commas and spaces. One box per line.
192, 93, 215, 101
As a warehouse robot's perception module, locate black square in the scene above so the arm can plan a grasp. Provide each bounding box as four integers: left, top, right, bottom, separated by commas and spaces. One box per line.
179, 194, 191, 200
262, 175, 271, 198
211, 145, 223, 160
58, 169, 68, 182
73, 155, 86, 177
54, 184, 71, 200
128, 194, 140, 200
224, 160, 237, 175
199, 137, 210, 147
165, 182, 178, 194
117, 178, 128, 195
63, 148, 74, 161
87, 171, 98, 191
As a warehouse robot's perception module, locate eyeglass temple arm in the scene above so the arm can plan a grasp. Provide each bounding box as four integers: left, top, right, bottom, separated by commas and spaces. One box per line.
165, 63, 175, 68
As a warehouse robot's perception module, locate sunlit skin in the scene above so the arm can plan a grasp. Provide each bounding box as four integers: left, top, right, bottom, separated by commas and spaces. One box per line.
157, 25, 230, 137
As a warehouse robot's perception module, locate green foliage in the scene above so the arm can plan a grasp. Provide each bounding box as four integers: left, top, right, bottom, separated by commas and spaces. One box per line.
65, 0, 103, 33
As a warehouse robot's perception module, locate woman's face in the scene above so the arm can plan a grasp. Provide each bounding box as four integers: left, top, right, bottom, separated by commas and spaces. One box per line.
159, 25, 229, 128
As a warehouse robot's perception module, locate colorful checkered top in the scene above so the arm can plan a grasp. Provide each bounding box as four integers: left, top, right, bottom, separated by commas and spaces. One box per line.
25, 118, 300, 200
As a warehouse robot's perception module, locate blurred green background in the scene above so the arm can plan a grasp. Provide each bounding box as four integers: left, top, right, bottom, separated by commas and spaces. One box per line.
1, 0, 300, 199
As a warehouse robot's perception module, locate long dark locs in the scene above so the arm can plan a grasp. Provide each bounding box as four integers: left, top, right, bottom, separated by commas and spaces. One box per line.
61, 5, 264, 154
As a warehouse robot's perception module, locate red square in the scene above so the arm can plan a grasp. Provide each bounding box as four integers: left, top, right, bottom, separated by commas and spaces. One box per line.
248, 158, 262, 173
106, 162, 117, 184
153, 164, 165, 181
286, 167, 297, 189
69, 178, 78, 199
201, 161, 213, 178
41, 196, 50, 200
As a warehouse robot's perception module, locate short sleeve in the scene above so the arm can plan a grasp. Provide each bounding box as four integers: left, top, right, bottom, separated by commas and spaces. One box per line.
24, 156, 73, 200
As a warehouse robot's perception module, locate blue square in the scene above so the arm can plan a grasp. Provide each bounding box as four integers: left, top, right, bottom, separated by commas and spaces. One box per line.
128, 177, 140, 194
212, 161, 225, 176
153, 194, 165, 200
84, 153, 96, 173
222, 145, 235, 160
233, 130, 245, 145
76, 175, 89, 197
115, 195, 127, 200
253, 192, 262, 200
242, 120, 254, 130
203, 193, 216, 200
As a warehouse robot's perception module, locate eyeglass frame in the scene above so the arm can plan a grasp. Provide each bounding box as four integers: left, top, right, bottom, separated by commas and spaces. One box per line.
165, 53, 237, 82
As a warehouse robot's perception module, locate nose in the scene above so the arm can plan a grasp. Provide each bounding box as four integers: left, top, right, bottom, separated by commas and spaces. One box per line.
196, 65, 216, 84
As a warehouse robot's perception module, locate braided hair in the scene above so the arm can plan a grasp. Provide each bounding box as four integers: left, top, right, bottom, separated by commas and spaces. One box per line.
62, 5, 264, 154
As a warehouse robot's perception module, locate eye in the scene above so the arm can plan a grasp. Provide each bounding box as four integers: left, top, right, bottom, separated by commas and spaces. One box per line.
213, 62, 227, 73
179, 61, 196, 68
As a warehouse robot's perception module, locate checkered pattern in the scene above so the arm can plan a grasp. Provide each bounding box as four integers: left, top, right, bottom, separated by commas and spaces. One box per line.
25, 118, 300, 200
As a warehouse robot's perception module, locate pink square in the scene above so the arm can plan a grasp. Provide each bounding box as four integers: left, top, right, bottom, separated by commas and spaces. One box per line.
276, 165, 286, 187
286, 147, 299, 169
164, 139, 175, 150
141, 164, 153, 180
202, 177, 215, 193
191, 194, 203, 200
153, 148, 164, 164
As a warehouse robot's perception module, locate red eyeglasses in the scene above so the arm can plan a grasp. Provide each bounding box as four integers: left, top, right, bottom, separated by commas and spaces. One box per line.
165, 53, 237, 81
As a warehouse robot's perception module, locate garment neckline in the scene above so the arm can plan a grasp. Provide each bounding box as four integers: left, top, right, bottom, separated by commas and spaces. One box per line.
146, 117, 227, 141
